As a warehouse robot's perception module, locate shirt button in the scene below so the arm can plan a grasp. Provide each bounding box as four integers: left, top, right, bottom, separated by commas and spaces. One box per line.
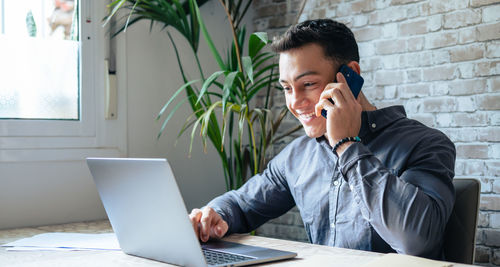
330, 222, 335, 228
333, 180, 340, 186
371, 123, 377, 128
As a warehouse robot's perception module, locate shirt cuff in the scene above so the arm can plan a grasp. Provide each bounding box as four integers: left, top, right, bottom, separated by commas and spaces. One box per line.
338, 142, 372, 179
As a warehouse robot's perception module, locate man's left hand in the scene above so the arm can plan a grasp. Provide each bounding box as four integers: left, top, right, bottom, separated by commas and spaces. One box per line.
315, 72, 362, 155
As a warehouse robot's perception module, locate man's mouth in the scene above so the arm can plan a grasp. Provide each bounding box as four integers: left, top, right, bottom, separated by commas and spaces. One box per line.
298, 111, 316, 121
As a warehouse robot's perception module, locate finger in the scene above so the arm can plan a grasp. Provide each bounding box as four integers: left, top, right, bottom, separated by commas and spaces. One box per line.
336, 72, 356, 101
211, 218, 229, 239
315, 98, 335, 117
189, 209, 202, 240
328, 88, 346, 108
199, 208, 213, 242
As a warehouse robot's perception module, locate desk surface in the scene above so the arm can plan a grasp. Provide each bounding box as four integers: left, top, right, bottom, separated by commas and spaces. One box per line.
0, 220, 475, 267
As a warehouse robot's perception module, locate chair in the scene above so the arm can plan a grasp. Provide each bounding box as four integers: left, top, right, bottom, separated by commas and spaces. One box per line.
443, 178, 481, 264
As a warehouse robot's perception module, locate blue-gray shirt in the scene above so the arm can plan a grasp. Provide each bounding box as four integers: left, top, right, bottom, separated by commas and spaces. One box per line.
208, 105, 456, 259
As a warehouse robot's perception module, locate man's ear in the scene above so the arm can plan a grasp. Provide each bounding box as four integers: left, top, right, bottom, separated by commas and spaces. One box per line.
347, 61, 361, 75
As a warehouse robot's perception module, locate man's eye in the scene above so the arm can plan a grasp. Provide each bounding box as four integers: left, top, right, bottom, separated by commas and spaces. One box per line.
304, 82, 316, 87
282, 86, 291, 91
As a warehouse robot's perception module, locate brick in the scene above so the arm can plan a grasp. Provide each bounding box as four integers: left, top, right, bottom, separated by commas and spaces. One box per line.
419, 0, 468, 15
494, 179, 500, 192
407, 69, 422, 83
375, 39, 406, 55
350, 0, 377, 13
368, 6, 408, 25
477, 229, 485, 244
494, 248, 500, 266
382, 23, 399, 38
448, 79, 487, 96
436, 114, 453, 127
449, 44, 485, 62
464, 160, 486, 176
353, 26, 382, 42
487, 161, 500, 177
482, 178, 494, 193
492, 212, 500, 229
471, 0, 499, 7
492, 113, 500, 125
431, 50, 450, 65
425, 32, 458, 49
352, 15, 369, 28
458, 27, 477, 44
458, 63, 475, 79
443, 9, 481, 29
358, 42, 375, 57
441, 128, 477, 142
427, 15, 442, 32
481, 195, 500, 211
422, 65, 457, 81
491, 249, 500, 265
360, 57, 381, 71
421, 97, 457, 112
456, 144, 489, 159
474, 61, 500, 77
479, 211, 490, 228
456, 96, 476, 112
477, 23, 500, 42
491, 144, 500, 159
374, 70, 406, 85
475, 246, 491, 263
486, 41, 500, 59
433, 82, 449, 96
483, 5, 500, 23
268, 14, 296, 29
381, 54, 402, 69
399, 19, 427, 36
478, 128, 500, 142
452, 112, 489, 127
476, 94, 500, 110
407, 36, 424, 51
257, 3, 286, 17
384, 85, 397, 99
454, 159, 465, 175
488, 76, 500, 93
399, 84, 431, 99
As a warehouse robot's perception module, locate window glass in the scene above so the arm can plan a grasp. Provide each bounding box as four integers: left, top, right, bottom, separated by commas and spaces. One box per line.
0, 0, 79, 120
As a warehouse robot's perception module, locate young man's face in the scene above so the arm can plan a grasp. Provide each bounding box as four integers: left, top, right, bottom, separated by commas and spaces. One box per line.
279, 43, 337, 138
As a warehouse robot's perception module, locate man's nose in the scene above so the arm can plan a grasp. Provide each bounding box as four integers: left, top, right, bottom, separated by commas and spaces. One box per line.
290, 90, 307, 109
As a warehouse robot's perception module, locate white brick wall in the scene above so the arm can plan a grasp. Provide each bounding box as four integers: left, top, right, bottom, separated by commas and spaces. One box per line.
253, 0, 499, 265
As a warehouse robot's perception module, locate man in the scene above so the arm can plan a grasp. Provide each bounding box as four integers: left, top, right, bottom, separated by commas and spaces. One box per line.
189, 19, 456, 259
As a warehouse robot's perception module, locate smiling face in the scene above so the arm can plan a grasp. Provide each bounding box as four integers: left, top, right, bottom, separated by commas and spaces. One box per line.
279, 43, 338, 138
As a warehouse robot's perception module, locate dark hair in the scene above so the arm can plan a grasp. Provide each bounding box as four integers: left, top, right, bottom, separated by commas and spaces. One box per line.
271, 19, 360, 64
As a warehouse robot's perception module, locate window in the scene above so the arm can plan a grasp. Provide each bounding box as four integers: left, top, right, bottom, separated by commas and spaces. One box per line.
0, 1, 125, 161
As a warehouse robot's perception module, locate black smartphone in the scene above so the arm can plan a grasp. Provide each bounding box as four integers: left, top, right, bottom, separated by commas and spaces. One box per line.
321, 64, 364, 118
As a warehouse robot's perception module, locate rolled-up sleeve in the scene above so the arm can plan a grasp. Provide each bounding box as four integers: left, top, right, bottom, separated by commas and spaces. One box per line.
338, 131, 456, 258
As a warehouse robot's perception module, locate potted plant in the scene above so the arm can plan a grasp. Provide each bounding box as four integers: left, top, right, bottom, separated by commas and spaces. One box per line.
104, 0, 301, 191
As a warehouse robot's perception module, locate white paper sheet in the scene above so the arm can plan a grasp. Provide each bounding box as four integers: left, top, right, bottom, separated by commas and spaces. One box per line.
1, 232, 121, 251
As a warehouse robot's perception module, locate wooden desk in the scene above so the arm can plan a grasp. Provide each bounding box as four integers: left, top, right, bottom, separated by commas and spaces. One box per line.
0, 220, 475, 266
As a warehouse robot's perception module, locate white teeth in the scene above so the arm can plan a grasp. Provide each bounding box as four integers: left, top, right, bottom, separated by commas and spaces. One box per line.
299, 112, 315, 119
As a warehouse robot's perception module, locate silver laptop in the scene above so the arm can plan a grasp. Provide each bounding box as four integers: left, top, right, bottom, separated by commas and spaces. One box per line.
86, 157, 297, 267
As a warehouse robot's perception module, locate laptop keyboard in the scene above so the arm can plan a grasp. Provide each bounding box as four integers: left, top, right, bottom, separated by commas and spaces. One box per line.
202, 248, 254, 265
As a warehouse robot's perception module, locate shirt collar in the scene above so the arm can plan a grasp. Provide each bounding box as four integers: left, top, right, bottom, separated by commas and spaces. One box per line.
359, 105, 407, 138
314, 105, 407, 143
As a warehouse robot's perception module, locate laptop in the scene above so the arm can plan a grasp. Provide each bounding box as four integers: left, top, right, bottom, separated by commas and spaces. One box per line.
86, 157, 297, 267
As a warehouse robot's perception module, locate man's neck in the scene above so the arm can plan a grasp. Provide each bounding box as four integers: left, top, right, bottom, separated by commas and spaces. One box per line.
358, 92, 376, 111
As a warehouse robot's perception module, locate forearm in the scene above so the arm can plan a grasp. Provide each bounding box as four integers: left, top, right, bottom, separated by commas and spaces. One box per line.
339, 143, 455, 256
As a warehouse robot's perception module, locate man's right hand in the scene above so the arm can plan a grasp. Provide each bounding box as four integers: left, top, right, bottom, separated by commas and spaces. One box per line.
189, 206, 229, 242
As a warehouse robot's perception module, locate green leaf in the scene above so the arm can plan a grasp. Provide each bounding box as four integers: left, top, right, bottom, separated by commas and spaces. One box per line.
222, 71, 239, 114
157, 95, 192, 139
242, 56, 253, 84
249, 32, 268, 59
197, 71, 224, 105
157, 79, 199, 120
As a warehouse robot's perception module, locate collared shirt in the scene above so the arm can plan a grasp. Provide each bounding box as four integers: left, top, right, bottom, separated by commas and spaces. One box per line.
208, 105, 456, 259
